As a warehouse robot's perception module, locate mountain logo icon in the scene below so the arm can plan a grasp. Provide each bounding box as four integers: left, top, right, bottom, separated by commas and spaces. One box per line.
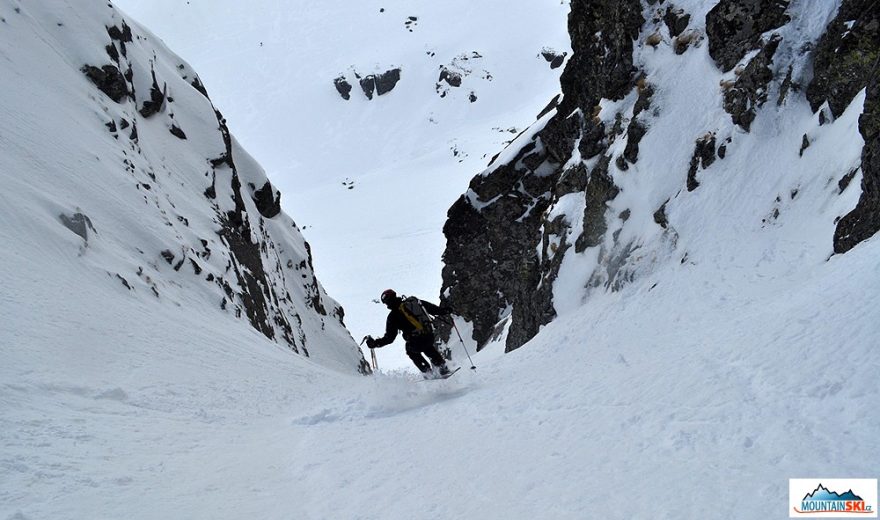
803, 484, 864, 503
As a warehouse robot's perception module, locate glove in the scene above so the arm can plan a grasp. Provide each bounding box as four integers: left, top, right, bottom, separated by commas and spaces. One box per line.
366, 337, 377, 349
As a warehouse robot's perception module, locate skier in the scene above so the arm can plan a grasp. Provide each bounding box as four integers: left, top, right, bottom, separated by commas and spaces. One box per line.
365, 289, 452, 377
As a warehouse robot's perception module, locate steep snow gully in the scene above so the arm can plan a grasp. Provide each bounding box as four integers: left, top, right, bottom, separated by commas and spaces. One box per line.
114, 0, 573, 371
4, 235, 878, 518
3, 0, 880, 519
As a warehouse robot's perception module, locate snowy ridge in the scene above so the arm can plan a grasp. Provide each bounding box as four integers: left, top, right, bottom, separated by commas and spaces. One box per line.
0, 0, 367, 374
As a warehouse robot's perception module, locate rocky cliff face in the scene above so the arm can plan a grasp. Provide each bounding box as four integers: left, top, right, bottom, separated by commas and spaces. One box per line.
441, 0, 877, 353
442, 0, 644, 351
806, 0, 879, 254
0, 0, 369, 373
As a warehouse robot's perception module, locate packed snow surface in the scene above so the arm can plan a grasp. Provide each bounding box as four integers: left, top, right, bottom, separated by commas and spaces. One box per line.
4, 234, 878, 518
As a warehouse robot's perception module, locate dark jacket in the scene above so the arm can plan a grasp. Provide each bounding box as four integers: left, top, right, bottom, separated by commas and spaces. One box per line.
373, 299, 449, 347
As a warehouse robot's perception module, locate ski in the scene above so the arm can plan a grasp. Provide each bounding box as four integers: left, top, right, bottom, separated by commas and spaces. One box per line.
418, 367, 461, 382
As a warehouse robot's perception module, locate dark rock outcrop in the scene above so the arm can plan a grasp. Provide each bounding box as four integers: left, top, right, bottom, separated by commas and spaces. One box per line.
706, 0, 790, 72
375, 68, 401, 95
537, 95, 560, 120
212, 110, 302, 351
81, 64, 129, 102
622, 83, 654, 165
806, 0, 880, 254
253, 181, 282, 218
191, 76, 209, 98
105, 43, 119, 62
687, 134, 717, 191
839, 168, 859, 194
807, 0, 879, 118
722, 34, 781, 131
106, 21, 132, 43
541, 48, 567, 69
441, 0, 643, 352
664, 6, 691, 38
352, 68, 400, 100
575, 156, 619, 252
556, 0, 643, 118
438, 67, 462, 88
169, 124, 187, 139
106, 21, 131, 59
359, 75, 376, 100
439, 0, 877, 358
654, 201, 669, 229
673, 30, 700, 55
799, 133, 810, 156
139, 66, 166, 117
334, 75, 352, 100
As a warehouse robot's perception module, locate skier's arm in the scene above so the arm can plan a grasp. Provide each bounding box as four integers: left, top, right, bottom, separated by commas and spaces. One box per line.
372, 314, 398, 348
420, 300, 452, 316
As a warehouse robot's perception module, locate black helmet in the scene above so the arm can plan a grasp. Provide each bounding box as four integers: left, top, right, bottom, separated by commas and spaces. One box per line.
380, 289, 397, 305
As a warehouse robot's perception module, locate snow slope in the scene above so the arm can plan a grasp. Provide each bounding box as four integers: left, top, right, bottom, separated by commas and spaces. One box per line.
4, 217, 877, 519
113, 0, 572, 370
0, 0, 365, 373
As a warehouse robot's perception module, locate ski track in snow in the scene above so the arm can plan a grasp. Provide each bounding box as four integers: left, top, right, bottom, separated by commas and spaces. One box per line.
4, 235, 879, 518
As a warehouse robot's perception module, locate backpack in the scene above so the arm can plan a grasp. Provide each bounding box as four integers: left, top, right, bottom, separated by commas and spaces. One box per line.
398, 296, 434, 336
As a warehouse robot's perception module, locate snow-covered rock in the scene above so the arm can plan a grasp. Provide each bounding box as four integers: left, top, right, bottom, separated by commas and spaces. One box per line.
806, 0, 880, 253
0, 0, 368, 373
441, 0, 877, 352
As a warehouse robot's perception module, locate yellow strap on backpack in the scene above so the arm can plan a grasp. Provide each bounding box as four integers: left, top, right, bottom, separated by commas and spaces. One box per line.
398, 302, 425, 332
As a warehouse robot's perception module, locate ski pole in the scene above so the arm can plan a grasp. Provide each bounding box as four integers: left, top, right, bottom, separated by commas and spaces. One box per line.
449, 318, 476, 370
360, 336, 378, 372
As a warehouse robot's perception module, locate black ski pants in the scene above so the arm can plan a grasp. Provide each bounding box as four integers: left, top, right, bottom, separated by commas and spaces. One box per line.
405, 334, 446, 373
